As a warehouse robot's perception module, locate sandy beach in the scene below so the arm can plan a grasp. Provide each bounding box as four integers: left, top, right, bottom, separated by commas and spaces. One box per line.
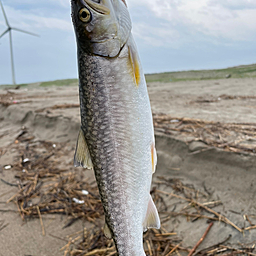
0, 77, 256, 255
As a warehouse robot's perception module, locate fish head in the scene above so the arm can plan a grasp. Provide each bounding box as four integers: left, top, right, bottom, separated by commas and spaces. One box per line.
71, 0, 132, 57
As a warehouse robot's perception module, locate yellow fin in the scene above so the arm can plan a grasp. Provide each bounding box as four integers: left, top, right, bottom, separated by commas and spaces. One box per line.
143, 196, 161, 232
128, 46, 141, 87
74, 129, 93, 169
151, 143, 157, 174
104, 222, 112, 239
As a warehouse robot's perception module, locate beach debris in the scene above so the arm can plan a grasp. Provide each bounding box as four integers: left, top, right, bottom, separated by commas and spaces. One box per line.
154, 114, 256, 155
22, 158, 30, 163
72, 198, 85, 204
0, 220, 9, 232
1, 128, 256, 255
4, 165, 12, 170
187, 222, 214, 256
82, 190, 89, 195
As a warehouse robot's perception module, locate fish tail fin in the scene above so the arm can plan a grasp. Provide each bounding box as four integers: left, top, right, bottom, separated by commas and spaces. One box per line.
143, 195, 161, 232
74, 129, 93, 169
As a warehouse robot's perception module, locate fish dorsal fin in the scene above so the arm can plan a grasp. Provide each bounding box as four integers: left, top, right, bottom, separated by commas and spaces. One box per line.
104, 222, 112, 239
74, 129, 93, 169
143, 195, 161, 232
151, 143, 157, 174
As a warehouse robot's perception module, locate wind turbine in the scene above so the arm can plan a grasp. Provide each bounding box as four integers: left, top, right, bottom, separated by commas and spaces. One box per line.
0, 0, 39, 85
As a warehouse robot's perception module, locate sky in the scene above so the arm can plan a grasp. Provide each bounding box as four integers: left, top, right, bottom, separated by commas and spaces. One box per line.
0, 0, 256, 85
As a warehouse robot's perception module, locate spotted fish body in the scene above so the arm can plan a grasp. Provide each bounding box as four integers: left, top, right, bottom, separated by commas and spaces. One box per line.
71, 0, 160, 255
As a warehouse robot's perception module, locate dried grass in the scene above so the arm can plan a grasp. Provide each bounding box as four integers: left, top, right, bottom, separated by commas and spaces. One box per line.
153, 114, 256, 155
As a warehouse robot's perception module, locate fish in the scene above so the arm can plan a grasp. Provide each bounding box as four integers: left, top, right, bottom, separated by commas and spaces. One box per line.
71, 0, 160, 255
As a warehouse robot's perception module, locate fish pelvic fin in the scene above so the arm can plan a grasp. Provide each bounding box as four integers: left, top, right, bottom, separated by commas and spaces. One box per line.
74, 129, 93, 169
143, 195, 161, 232
104, 222, 112, 239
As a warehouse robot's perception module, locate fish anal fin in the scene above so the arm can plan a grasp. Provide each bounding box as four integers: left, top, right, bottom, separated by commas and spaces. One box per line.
151, 142, 157, 174
74, 129, 93, 169
143, 195, 161, 232
128, 46, 141, 87
104, 222, 112, 239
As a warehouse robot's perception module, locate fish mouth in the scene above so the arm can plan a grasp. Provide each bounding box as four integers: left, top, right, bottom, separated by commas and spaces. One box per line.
83, 0, 110, 15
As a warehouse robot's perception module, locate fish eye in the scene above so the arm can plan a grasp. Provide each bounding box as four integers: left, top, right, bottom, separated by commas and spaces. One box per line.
79, 8, 91, 23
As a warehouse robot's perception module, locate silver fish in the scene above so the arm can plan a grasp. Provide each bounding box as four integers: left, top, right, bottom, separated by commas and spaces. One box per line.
71, 0, 160, 255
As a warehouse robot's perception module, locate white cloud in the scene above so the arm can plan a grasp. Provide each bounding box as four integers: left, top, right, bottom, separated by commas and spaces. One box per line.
128, 0, 256, 43
132, 22, 182, 47
0, 1, 72, 32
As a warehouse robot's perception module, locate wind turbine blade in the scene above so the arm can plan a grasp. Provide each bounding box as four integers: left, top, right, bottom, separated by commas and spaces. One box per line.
0, 28, 9, 38
0, 0, 10, 27
12, 27, 40, 37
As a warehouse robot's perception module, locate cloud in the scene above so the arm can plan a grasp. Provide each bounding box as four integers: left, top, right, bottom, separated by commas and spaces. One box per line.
2, 0, 70, 9
128, 0, 256, 44
0, 1, 72, 32
132, 22, 183, 48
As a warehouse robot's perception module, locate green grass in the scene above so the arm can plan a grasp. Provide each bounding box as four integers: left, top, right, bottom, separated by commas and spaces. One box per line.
145, 63, 256, 83
0, 83, 29, 89
40, 79, 78, 87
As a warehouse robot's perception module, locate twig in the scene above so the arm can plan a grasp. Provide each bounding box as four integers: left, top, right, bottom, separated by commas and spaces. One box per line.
219, 245, 256, 256
0, 178, 18, 187
192, 201, 242, 233
155, 233, 177, 237
83, 247, 115, 256
166, 242, 182, 256
244, 225, 256, 231
194, 234, 232, 255
157, 190, 242, 233
0, 221, 9, 232
37, 206, 45, 236
188, 222, 214, 256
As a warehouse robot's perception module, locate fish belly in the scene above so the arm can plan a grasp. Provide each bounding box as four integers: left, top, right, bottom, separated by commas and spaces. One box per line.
78, 39, 154, 256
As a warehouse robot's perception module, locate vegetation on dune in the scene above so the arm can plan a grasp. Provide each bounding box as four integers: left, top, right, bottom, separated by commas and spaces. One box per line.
39, 78, 78, 87
145, 63, 256, 83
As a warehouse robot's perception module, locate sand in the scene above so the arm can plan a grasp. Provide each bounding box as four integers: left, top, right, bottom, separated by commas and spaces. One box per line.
0, 77, 256, 255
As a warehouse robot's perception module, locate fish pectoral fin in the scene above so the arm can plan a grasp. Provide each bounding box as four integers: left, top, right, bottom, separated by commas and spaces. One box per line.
143, 195, 161, 232
104, 222, 112, 239
128, 45, 141, 87
151, 143, 157, 174
74, 129, 93, 169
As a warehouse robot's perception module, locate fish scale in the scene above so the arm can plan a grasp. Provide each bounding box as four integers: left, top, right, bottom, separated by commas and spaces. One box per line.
78, 51, 132, 253
71, 0, 160, 255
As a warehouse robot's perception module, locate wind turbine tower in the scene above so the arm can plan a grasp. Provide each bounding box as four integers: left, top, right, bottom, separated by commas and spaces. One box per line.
0, 0, 39, 85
